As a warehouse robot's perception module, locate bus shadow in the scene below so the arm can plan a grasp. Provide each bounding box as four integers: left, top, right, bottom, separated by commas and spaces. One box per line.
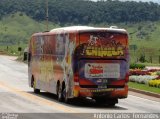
28, 91, 128, 110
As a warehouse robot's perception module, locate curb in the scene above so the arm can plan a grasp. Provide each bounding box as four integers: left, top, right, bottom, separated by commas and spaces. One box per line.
129, 88, 160, 98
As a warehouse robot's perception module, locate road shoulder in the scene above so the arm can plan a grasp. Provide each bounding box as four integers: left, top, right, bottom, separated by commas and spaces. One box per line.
129, 91, 160, 102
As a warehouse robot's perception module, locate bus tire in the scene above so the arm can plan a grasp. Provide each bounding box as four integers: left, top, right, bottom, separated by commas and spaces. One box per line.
95, 98, 118, 106
34, 88, 40, 94
95, 98, 106, 104
31, 77, 40, 94
57, 84, 63, 102
107, 98, 118, 107
107, 102, 116, 106
63, 86, 70, 103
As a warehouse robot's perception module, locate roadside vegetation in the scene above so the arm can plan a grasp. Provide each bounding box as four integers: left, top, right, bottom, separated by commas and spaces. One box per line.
0, 13, 59, 55
1, 0, 160, 24
128, 82, 160, 94
129, 67, 160, 94
0, 13, 160, 61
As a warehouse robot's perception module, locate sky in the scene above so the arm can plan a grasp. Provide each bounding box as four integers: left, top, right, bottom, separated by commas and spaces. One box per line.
91, 0, 160, 4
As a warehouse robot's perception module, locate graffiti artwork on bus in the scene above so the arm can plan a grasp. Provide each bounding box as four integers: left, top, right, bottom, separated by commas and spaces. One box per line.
79, 34, 126, 57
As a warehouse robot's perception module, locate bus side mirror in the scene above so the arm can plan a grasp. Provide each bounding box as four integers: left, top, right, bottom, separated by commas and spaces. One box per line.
23, 52, 28, 61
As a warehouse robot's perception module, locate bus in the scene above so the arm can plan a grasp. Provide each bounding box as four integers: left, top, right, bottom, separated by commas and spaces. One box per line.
27, 26, 129, 105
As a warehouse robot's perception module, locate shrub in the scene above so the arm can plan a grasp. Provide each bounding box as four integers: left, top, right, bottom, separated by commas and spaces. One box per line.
148, 79, 160, 88
129, 75, 157, 84
139, 54, 147, 63
148, 69, 160, 72
129, 70, 150, 76
156, 76, 160, 79
150, 72, 158, 76
130, 63, 145, 69
156, 71, 160, 76
129, 76, 138, 82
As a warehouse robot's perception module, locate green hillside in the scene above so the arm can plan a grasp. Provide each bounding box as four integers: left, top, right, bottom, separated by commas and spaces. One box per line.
1, 0, 160, 24
0, 13, 59, 54
0, 13, 160, 64
0, 0, 160, 63
122, 22, 160, 63
0, 12, 59, 44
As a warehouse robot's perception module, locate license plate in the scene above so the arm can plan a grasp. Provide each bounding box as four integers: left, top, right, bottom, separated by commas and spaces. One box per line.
85, 63, 120, 78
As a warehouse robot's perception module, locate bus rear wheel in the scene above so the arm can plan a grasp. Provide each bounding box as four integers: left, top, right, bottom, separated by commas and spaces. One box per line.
95, 98, 106, 104
57, 83, 70, 103
95, 98, 118, 106
107, 98, 118, 106
57, 84, 63, 102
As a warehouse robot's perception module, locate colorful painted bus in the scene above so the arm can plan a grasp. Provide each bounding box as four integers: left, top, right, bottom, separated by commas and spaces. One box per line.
27, 26, 129, 105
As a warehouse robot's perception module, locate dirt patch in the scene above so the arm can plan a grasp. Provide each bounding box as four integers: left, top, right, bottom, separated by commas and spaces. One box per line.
0, 51, 6, 55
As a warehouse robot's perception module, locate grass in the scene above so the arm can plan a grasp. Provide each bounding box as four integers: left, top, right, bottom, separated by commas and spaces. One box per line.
0, 44, 27, 56
128, 82, 160, 94
136, 63, 160, 67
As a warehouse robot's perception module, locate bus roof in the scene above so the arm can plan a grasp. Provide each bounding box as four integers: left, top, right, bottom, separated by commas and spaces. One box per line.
50, 26, 127, 34
32, 26, 127, 36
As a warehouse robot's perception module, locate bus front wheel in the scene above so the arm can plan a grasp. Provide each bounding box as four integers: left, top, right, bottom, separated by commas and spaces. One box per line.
31, 77, 40, 94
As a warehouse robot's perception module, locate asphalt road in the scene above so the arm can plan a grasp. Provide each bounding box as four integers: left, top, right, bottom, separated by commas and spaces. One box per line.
0, 55, 159, 119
